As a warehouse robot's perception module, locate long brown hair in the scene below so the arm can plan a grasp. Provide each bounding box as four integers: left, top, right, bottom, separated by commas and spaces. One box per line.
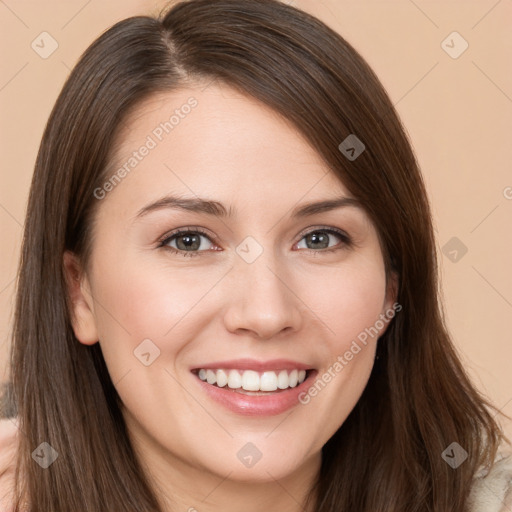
4, 0, 509, 510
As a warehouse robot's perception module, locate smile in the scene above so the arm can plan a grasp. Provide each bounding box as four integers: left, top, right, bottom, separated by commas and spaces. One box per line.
194, 368, 308, 393
190, 360, 318, 416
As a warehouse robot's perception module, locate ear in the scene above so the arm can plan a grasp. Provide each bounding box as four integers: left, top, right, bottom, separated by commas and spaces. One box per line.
384, 270, 399, 309
63, 250, 99, 345
380, 270, 400, 335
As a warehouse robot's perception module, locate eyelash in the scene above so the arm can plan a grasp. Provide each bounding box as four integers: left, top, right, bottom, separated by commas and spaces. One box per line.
157, 226, 352, 258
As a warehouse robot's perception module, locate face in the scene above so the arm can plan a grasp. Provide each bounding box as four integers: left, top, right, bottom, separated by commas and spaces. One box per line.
65, 83, 397, 492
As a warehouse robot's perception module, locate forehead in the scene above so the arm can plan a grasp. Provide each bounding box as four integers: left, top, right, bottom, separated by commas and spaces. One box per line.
103, 83, 350, 212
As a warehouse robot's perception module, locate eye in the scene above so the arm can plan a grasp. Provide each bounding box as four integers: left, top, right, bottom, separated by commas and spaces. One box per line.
158, 228, 217, 258
295, 227, 351, 253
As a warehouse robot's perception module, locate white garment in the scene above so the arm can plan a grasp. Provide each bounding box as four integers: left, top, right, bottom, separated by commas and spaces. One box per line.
467, 451, 512, 512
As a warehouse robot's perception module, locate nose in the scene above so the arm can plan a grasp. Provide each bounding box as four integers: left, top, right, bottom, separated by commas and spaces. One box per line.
222, 251, 303, 340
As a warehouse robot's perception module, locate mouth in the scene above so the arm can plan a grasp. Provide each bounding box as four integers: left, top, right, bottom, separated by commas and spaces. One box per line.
190, 363, 318, 416
191, 368, 313, 395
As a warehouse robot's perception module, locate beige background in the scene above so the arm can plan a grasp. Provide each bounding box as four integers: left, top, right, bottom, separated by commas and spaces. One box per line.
1, 0, 511, 439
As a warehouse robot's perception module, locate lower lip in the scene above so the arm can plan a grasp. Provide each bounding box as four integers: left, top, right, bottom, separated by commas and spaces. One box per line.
193, 371, 318, 416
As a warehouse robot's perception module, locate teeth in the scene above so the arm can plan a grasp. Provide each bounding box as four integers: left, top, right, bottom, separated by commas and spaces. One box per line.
260, 371, 278, 391
206, 369, 216, 385
277, 370, 289, 389
227, 369, 242, 389
242, 370, 260, 391
196, 368, 308, 391
216, 369, 228, 388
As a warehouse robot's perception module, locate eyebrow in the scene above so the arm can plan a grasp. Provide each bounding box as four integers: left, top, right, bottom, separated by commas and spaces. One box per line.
133, 194, 362, 220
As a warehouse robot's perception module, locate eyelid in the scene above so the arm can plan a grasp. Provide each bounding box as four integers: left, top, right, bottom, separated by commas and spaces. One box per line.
294, 225, 351, 244
157, 226, 219, 247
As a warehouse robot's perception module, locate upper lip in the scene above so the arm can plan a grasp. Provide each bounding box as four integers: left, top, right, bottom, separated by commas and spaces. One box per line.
190, 358, 314, 372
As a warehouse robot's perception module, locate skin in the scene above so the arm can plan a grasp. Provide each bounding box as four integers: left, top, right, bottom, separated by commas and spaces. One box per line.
64, 83, 397, 512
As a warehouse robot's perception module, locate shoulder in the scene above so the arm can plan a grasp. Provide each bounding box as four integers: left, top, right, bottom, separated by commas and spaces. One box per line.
467, 449, 512, 512
0, 417, 19, 512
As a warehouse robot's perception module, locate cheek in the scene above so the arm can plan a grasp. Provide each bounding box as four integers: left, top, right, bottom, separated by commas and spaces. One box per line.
91, 254, 218, 338
295, 265, 385, 448
90, 245, 386, 348
302, 260, 387, 348
85, 256, 179, 375
87, 251, 232, 386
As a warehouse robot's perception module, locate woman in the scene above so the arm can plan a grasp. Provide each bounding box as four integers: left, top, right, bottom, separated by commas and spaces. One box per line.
1, 0, 511, 510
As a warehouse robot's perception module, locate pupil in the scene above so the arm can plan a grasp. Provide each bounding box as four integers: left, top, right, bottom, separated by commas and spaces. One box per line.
177, 234, 200, 250
308, 232, 328, 249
